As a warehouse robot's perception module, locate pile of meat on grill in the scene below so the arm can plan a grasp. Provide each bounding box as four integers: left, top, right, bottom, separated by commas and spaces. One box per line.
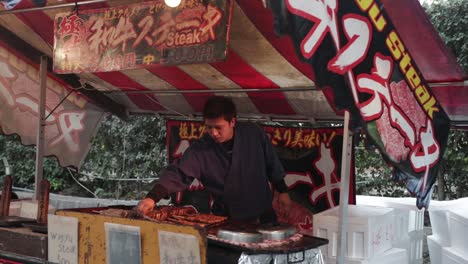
147, 206, 227, 228
96, 206, 227, 228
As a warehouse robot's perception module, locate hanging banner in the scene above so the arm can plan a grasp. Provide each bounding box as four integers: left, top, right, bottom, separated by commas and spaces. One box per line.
270, 0, 450, 208
166, 120, 355, 233
53, 0, 233, 73
0, 41, 104, 168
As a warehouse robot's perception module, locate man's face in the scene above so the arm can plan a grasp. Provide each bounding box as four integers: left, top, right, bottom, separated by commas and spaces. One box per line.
204, 117, 236, 143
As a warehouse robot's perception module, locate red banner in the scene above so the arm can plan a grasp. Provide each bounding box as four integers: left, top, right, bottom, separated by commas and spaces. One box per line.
53, 0, 233, 73
0, 41, 104, 168
166, 120, 355, 234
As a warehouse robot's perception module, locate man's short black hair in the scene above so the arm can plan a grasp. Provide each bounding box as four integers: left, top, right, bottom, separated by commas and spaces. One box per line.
203, 96, 237, 121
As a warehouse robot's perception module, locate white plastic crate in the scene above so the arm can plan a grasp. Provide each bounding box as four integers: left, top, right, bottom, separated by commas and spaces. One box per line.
449, 209, 468, 254
314, 205, 394, 260
325, 248, 407, 264
442, 247, 468, 264
427, 235, 444, 264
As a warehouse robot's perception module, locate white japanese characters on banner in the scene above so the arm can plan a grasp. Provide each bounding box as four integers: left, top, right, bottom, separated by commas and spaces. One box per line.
0, 42, 104, 168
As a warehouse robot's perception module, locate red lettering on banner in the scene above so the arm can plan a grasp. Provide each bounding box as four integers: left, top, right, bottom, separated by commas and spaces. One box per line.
152, 13, 176, 48
134, 16, 155, 47
88, 16, 137, 54
57, 15, 83, 36
200, 4, 222, 40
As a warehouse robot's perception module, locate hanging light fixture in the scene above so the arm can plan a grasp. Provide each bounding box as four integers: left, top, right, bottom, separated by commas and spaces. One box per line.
164, 0, 182, 8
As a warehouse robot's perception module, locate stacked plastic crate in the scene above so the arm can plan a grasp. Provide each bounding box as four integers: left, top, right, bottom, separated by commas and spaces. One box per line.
427, 199, 468, 264
313, 204, 408, 264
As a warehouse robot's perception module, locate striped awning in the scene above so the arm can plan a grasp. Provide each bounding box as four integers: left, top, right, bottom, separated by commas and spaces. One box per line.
0, 0, 340, 123
0, 0, 466, 124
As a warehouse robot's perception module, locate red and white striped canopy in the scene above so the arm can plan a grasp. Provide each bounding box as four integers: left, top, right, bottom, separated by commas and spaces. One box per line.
0, 0, 466, 124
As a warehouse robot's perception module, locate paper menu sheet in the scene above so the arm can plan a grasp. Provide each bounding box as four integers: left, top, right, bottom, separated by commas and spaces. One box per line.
158, 230, 201, 264
48, 214, 78, 264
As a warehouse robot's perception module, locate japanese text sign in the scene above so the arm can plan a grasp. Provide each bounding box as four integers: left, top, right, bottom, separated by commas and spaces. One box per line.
53, 0, 233, 73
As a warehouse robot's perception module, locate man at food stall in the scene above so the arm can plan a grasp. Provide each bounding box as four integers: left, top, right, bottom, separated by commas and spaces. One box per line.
136, 96, 292, 223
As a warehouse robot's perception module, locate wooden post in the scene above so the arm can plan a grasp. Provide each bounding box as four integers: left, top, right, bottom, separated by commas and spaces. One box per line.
34, 55, 47, 201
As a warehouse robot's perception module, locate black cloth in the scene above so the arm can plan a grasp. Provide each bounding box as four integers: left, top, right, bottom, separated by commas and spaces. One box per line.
146, 122, 286, 220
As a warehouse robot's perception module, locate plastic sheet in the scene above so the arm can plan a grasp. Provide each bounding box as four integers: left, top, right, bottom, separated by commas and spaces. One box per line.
238, 248, 324, 264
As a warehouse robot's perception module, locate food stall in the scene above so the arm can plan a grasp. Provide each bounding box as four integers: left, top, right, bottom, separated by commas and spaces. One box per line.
0, 0, 467, 263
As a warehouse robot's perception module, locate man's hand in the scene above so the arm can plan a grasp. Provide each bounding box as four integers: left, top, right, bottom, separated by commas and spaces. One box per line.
277, 192, 293, 219
135, 198, 156, 216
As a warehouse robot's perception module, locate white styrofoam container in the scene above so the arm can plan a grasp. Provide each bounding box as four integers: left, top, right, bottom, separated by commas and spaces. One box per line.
427, 235, 444, 264
326, 248, 407, 264
449, 209, 468, 254
429, 208, 451, 245
442, 247, 468, 264
8, 201, 21, 216
314, 205, 394, 260
356, 196, 424, 264
19, 200, 55, 218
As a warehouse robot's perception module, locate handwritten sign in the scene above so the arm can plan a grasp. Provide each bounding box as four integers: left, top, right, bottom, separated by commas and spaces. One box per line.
158, 230, 201, 264
105, 223, 142, 264
48, 214, 79, 264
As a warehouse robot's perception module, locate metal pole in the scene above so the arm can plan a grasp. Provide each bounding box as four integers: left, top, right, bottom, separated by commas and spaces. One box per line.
0, 0, 112, 15
337, 110, 352, 264
34, 55, 47, 201
99, 86, 320, 95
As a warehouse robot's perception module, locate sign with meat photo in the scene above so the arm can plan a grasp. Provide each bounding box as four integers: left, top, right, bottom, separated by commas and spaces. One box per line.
270, 0, 450, 208
166, 120, 355, 234
53, 0, 233, 73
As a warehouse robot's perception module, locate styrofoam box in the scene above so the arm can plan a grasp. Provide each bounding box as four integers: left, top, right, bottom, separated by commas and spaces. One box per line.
8, 201, 21, 216
314, 205, 394, 260
427, 235, 443, 264
357, 196, 424, 264
449, 208, 468, 254
429, 208, 451, 245
326, 248, 407, 264
19, 200, 56, 218
442, 247, 468, 264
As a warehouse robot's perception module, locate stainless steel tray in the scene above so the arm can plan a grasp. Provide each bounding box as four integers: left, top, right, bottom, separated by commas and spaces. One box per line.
257, 223, 296, 240
217, 229, 263, 243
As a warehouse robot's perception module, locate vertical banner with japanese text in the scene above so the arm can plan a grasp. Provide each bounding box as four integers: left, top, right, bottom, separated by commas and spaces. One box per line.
53, 0, 233, 73
270, 0, 450, 208
0, 41, 104, 168
166, 120, 355, 233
